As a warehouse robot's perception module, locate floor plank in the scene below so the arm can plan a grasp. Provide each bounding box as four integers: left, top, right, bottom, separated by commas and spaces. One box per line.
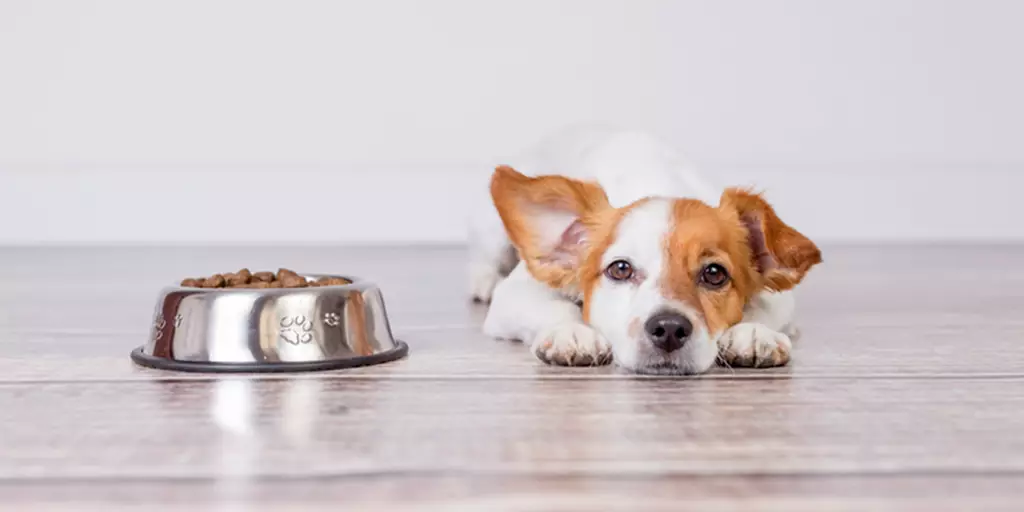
4, 378, 1024, 479
4, 475, 1024, 512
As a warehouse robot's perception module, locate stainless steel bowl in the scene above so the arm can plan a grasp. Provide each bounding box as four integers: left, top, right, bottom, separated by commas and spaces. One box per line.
131, 274, 407, 373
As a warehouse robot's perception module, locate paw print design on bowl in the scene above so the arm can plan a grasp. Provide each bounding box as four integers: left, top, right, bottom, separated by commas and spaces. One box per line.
279, 315, 314, 345
323, 312, 341, 327
153, 314, 184, 342
152, 315, 167, 341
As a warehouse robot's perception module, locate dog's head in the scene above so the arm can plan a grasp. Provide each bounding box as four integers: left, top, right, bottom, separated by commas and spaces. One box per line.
490, 166, 821, 374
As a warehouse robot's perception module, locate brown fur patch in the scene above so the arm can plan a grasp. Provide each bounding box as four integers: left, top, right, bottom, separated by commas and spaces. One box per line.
660, 191, 821, 336
576, 200, 649, 322
719, 188, 822, 291
490, 166, 612, 291
661, 199, 757, 335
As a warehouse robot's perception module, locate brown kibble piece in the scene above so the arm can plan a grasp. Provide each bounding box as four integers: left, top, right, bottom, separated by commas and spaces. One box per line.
203, 274, 226, 288
226, 272, 250, 286
248, 281, 271, 289
252, 272, 274, 283
180, 278, 203, 288
237, 268, 252, 279
269, 281, 284, 288
277, 268, 298, 281
281, 275, 308, 288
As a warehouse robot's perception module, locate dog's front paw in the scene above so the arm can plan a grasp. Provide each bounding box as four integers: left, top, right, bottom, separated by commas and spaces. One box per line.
530, 323, 613, 366
718, 322, 791, 368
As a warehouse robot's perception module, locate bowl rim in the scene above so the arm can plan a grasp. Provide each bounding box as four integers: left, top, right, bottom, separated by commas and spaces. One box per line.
130, 341, 408, 373
170, 273, 366, 293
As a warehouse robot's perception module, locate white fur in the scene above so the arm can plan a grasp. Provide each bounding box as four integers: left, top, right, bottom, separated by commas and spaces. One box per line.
718, 322, 792, 368
712, 290, 796, 368
483, 264, 582, 342
588, 200, 673, 370
472, 125, 797, 373
530, 322, 612, 366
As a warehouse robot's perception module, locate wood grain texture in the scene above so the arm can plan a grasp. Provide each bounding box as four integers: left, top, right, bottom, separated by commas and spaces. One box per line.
4, 378, 1024, 479
0, 245, 1023, 510
3, 475, 1024, 512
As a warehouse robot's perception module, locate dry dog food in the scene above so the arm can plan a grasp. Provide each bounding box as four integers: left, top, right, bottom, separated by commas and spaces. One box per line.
180, 268, 350, 289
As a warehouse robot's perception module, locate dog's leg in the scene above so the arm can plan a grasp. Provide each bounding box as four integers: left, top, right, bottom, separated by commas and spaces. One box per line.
468, 241, 517, 304
483, 264, 612, 366
717, 290, 796, 368
467, 197, 518, 303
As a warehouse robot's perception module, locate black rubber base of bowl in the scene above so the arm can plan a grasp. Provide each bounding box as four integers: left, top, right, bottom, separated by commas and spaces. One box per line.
130, 342, 408, 373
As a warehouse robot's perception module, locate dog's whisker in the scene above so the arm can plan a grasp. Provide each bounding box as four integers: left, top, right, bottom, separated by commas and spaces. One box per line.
716, 352, 736, 374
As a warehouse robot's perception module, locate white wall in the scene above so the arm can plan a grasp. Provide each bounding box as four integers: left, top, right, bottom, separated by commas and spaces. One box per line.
1, 0, 1021, 243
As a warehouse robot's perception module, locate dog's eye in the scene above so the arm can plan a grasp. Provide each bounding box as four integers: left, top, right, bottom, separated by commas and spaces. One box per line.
700, 263, 729, 288
605, 260, 634, 281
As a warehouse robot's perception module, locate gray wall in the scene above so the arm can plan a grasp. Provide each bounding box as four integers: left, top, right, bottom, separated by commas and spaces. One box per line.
1, 0, 1019, 243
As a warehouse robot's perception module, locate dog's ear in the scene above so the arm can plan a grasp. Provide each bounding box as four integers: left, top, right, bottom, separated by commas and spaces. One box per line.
490, 165, 611, 289
720, 188, 822, 291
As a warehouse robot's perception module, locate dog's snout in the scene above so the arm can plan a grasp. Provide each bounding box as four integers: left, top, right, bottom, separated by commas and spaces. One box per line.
644, 312, 693, 353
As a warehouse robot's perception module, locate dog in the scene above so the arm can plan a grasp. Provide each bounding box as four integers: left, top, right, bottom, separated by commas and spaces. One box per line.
468, 126, 822, 374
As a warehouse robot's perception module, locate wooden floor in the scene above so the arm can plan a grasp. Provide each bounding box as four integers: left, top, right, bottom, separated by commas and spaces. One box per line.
2, 245, 1023, 511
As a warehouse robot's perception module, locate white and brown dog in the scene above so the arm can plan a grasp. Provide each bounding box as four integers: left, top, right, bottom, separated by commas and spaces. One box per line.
469, 126, 822, 374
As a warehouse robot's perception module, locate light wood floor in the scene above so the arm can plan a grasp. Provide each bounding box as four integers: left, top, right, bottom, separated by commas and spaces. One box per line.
1, 245, 1023, 511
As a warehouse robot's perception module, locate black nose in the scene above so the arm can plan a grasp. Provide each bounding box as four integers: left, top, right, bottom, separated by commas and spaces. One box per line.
644, 312, 693, 352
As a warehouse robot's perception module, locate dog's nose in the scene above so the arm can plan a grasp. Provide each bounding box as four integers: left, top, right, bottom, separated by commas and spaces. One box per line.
644, 312, 693, 352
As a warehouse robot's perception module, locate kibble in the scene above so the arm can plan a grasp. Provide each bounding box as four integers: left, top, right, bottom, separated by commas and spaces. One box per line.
203, 274, 226, 288
226, 269, 251, 286
252, 271, 274, 283
281, 275, 308, 288
179, 268, 349, 289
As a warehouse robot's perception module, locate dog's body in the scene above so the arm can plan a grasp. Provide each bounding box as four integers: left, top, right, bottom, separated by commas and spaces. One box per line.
469, 126, 820, 374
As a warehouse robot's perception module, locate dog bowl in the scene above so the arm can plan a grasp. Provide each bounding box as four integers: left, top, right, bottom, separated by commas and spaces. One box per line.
131, 274, 408, 373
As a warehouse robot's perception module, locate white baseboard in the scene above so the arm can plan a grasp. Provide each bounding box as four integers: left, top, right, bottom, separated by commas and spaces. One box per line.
0, 163, 1020, 244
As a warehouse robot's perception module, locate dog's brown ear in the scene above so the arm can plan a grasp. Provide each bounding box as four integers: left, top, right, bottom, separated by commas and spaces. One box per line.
490, 165, 611, 289
720, 188, 822, 291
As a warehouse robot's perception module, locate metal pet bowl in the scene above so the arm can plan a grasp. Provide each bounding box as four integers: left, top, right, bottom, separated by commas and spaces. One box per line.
131, 274, 408, 373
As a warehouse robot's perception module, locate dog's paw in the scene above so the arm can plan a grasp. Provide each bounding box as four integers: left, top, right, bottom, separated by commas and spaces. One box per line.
718, 322, 791, 368
530, 323, 613, 366
469, 264, 503, 304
